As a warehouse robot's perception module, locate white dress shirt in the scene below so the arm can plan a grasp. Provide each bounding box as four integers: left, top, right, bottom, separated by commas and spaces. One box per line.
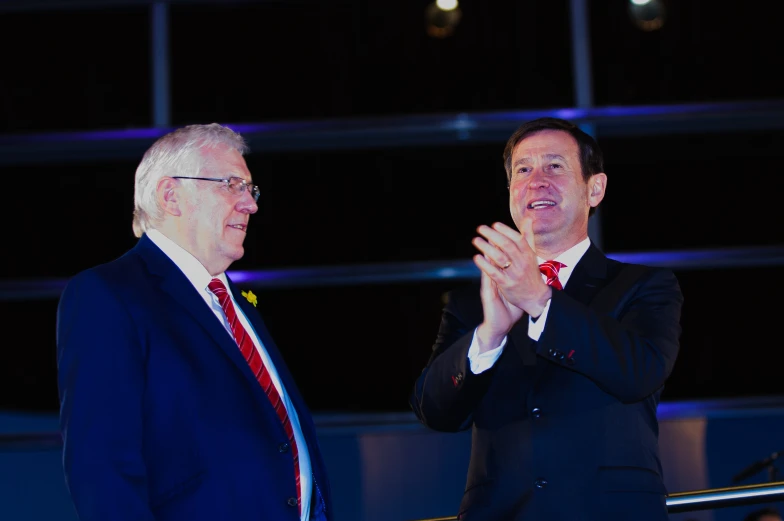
147, 229, 313, 521
468, 237, 591, 374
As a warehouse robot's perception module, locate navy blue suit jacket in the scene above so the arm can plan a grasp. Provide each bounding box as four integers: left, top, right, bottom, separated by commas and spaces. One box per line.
57, 234, 332, 521
410, 245, 683, 521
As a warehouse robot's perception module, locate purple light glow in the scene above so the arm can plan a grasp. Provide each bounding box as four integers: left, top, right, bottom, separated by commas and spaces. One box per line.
657, 396, 784, 420
3, 100, 782, 147
1, 127, 170, 144
226, 269, 291, 283
3, 246, 784, 301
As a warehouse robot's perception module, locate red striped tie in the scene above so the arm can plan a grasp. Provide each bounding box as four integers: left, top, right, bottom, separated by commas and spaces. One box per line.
539, 260, 566, 290
208, 279, 301, 514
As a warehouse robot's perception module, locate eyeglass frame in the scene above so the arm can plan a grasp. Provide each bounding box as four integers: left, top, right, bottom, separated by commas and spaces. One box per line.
171, 176, 260, 202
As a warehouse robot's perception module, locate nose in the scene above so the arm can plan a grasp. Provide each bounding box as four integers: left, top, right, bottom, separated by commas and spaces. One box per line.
236, 189, 258, 214
528, 167, 550, 189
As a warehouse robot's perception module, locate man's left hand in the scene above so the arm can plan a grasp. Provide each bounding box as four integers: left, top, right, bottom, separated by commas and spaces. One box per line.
472, 218, 552, 318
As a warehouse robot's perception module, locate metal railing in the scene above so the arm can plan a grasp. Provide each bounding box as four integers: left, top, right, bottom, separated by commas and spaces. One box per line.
667, 481, 784, 514
408, 481, 784, 520
3, 99, 784, 166
3, 432, 784, 517
3, 245, 784, 302
0, 433, 62, 452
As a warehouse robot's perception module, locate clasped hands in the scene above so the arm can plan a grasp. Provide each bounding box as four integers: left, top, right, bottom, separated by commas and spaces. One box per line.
471, 218, 551, 353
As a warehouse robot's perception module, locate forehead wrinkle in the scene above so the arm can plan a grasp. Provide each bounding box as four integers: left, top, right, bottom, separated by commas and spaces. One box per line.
513, 152, 569, 167
201, 145, 251, 179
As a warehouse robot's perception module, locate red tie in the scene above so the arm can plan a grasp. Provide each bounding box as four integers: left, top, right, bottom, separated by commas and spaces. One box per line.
539, 260, 566, 291
208, 279, 301, 513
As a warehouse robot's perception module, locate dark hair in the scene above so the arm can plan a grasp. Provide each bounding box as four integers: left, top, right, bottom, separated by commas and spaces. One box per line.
502, 117, 605, 184
744, 507, 782, 521
502, 117, 605, 217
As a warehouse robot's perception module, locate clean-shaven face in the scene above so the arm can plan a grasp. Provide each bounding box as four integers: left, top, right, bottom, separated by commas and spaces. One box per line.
508, 129, 599, 253
179, 144, 258, 275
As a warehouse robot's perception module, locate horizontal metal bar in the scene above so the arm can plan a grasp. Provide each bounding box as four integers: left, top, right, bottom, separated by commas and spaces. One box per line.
0, 433, 62, 453
666, 481, 784, 514
6, 395, 784, 448
407, 482, 784, 520
2, 245, 783, 302
1, 100, 784, 165
0, 0, 300, 12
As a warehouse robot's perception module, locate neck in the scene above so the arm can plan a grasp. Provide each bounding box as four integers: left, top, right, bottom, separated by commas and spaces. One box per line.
153, 224, 229, 277
534, 233, 588, 260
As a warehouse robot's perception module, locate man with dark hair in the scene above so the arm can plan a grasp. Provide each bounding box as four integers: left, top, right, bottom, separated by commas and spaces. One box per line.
410, 117, 683, 520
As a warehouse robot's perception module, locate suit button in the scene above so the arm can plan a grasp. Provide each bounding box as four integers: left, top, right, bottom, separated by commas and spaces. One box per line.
531, 407, 542, 419
548, 348, 555, 356
534, 478, 548, 489
558, 352, 565, 360
287, 497, 298, 507
278, 442, 290, 453
567, 357, 575, 365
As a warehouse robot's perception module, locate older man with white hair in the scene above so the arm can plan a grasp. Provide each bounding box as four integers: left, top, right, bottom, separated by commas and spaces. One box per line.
57, 123, 332, 521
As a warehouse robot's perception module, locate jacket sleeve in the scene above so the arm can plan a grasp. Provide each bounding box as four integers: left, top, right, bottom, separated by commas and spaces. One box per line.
409, 288, 495, 432
536, 267, 683, 403
56, 270, 157, 521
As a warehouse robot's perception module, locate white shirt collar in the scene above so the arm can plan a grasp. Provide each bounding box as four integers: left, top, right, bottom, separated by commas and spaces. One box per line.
145, 229, 229, 293
536, 237, 591, 289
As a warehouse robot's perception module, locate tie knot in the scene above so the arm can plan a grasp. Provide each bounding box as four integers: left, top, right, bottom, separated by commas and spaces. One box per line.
539, 260, 566, 290
539, 260, 565, 275
208, 278, 229, 302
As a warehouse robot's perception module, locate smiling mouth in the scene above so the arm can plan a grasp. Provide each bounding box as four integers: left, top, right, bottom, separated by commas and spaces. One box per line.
228, 224, 247, 232
527, 200, 556, 209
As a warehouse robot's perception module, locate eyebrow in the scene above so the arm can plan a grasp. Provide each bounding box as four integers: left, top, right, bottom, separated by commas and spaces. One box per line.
225, 174, 253, 182
513, 153, 568, 167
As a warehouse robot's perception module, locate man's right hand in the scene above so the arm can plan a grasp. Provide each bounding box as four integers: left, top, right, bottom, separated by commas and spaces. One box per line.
474, 270, 524, 353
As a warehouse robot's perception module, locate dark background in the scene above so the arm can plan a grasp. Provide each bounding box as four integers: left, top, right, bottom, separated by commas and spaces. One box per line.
1, 0, 783, 413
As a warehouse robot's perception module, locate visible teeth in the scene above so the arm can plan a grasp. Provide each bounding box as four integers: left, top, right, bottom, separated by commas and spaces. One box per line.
528, 201, 555, 209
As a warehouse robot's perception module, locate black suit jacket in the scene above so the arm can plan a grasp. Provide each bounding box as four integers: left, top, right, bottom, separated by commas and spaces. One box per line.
410, 245, 683, 521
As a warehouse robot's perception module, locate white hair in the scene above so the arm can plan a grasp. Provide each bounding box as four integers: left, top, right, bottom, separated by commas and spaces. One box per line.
131, 123, 249, 238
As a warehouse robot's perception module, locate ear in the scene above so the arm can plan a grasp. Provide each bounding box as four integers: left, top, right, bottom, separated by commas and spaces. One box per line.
587, 173, 607, 208
156, 177, 182, 217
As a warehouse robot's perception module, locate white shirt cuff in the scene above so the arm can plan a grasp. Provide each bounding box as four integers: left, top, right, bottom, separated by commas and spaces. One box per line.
467, 329, 507, 374
527, 298, 552, 341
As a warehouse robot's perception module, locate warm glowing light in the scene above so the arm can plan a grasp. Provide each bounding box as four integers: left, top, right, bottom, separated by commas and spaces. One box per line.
425, 0, 462, 38
628, 0, 665, 31
436, 0, 458, 11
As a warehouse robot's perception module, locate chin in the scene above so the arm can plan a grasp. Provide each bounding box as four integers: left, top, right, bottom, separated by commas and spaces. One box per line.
530, 220, 553, 234
222, 246, 245, 263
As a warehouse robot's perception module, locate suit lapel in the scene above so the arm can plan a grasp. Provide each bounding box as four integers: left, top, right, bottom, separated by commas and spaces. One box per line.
508, 243, 610, 365
562, 244, 609, 306
228, 278, 297, 390
227, 277, 312, 423
134, 236, 282, 410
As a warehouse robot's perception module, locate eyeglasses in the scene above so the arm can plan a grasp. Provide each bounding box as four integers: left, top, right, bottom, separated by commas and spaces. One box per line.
171, 176, 260, 202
